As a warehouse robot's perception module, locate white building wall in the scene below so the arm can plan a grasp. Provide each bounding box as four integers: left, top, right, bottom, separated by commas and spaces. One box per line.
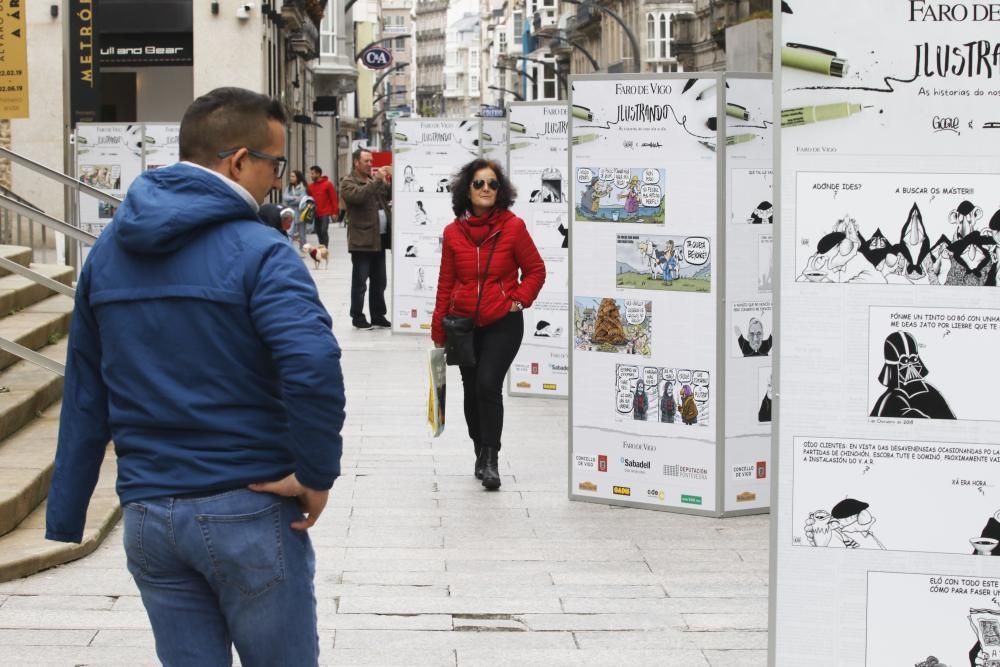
192, 0, 266, 96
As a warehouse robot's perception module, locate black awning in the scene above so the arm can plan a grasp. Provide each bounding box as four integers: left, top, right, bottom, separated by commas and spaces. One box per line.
97, 0, 192, 35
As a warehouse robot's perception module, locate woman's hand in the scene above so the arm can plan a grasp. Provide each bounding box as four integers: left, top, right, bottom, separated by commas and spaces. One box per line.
434, 342, 445, 349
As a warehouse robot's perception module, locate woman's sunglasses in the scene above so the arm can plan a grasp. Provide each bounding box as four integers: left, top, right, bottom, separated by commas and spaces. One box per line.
472, 178, 500, 192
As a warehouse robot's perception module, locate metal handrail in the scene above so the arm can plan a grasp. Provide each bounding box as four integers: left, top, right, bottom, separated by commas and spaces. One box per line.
0, 145, 122, 206
0, 337, 65, 376
0, 193, 97, 245
0, 256, 75, 298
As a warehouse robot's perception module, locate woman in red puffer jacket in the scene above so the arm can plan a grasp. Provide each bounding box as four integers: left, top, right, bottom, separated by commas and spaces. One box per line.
432, 158, 546, 490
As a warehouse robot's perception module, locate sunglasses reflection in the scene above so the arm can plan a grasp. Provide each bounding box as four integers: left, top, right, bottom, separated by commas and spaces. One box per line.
472, 179, 500, 191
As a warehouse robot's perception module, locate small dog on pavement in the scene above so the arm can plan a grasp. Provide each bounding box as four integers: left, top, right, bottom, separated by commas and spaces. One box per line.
302, 243, 329, 270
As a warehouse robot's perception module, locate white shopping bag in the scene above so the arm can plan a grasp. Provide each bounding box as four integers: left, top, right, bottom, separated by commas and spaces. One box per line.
427, 348, 446, 437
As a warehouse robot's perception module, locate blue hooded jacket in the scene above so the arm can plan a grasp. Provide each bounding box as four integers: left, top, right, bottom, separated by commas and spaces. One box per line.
46, 163, 346, 543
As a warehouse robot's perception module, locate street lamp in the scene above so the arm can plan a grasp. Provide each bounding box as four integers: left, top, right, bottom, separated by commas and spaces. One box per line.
488, 85, 524, 101
547, 34, 599, 71
559, 0, 640, 73
373, 89, 407, 105
373, 62, 410, 91
496, 65, 536, 84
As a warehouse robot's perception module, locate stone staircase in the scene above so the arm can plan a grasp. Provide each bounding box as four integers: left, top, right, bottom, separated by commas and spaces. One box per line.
0, 245, 119, 582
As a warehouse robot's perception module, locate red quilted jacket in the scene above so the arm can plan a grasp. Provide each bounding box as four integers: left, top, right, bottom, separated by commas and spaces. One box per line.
431, 209, 546, 345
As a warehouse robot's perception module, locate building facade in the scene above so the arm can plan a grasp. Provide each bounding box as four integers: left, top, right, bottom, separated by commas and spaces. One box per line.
443, 14, 481, 118
414, 0, 447, 117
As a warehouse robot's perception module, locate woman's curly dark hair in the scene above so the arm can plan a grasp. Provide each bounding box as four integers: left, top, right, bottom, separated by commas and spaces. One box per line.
450, 159, 517, 217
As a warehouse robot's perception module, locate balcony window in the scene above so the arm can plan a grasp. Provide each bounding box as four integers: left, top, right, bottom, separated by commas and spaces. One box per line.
647, 12, 671, 61
396, 37, 406, 50
513, 12, 523, 44
321, 4, 337, 56
498, 32, 507, 54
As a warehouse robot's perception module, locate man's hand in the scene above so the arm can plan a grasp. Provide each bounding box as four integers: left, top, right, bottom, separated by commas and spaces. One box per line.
249, 473, 329, 530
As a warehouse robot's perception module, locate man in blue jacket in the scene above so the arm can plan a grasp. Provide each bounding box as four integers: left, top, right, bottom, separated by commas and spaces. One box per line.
45, 87, 345, 667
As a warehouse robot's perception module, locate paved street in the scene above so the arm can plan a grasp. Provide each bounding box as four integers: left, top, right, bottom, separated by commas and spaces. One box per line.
0, 226, 769, 666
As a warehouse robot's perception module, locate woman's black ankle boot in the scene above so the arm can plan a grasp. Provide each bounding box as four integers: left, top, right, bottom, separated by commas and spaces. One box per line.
474, 444, 486, 480
481, 448, 501, 490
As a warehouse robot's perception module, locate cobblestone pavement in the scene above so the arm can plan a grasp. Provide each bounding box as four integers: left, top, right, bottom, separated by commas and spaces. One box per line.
0, 226, 769, 666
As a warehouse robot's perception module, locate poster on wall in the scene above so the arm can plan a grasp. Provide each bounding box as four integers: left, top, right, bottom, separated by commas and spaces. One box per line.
391, 118, 480, 334
75, 124, 144, 238
569, 74, 721, 513
507, 103, 570, 397
722, 75, 773, 513
771, 2, 1000, 664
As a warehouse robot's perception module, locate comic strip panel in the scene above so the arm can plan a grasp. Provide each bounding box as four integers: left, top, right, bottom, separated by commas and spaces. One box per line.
512, 166, 569, 205
793, 436, 1000, 556
615, 364, 710, 427
730, 168, 773, 225
79, 164, 122, 191
574, 297, 652, 357
795, 171, 1000, 286
731, 300, 773, 358
757, 367, 772, 424
868, 306, 1000, 422
574, 167, 666, 224
867, 571, 1000, 666
615, 233, 711, 293
758, 234, 773, 292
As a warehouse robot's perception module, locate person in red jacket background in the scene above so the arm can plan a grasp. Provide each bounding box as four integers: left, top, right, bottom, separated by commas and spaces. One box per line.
307, 165, 338, 248
432, 159, 545, 490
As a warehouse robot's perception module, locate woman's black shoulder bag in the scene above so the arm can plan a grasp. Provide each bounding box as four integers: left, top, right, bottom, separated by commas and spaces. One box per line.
442, 233, 500, 367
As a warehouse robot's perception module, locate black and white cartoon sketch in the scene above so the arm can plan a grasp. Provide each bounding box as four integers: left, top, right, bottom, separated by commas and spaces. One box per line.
759, 236, 773, 292
534, 320, 563, 338
971, 509, 1000, 556
734, 318, 773, 357
405, 245, 417, 258
914, 657, 948, 667
435, 178, 451, 193
797, 199, 1000, 288
969, 609, 1000, 667
749, 201, 773, 224
415, 266, 426, 290
804, 498, 886, 549
529, 167, 565, 203
798, 214, 884, 284
633, 378, 648, 421
402, 165, 417, 192
870, 331, 955, 419
557, 218, 569, 249
414, 200, 429, 226
758, 375, 772, 423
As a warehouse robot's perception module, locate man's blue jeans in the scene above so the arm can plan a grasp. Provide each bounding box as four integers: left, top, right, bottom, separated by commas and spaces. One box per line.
123, 489, 319, 667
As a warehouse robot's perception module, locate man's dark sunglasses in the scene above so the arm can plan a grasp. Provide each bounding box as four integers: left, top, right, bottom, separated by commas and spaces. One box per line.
472, 178, 500, 191
217, 148, 287, 178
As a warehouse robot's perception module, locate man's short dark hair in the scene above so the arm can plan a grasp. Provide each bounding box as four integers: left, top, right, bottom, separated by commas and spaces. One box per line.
450, 159, 517, 216
179, 87, 287, 166
352, 148, 372, 164
309, 165, 322, 175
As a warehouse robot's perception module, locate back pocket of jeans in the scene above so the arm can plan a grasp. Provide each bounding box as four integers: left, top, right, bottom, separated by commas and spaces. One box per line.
196, 503, 285, 597
122, 502, 149, 576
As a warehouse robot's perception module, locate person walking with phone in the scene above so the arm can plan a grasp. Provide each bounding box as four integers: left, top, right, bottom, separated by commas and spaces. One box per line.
431, 159, 545, 490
